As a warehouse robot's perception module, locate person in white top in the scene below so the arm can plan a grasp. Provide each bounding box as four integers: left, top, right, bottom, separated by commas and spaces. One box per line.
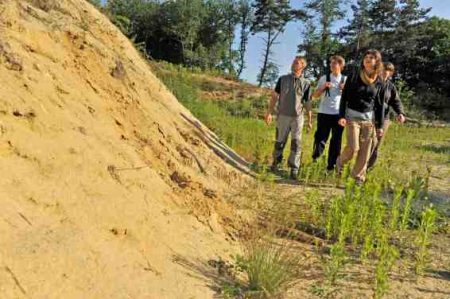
311, 55, 346, 170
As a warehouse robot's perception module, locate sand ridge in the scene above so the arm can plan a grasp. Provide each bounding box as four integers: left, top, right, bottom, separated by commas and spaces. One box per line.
0, 0, 251, 298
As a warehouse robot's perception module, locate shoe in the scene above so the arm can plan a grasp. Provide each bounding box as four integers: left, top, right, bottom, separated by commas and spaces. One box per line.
355, 178, 364, 186
290, 169, 299, 180
335, 164, 342, 177
270, 164, 279, 173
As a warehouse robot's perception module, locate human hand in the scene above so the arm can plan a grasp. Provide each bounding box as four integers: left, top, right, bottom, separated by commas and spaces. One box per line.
307, 121, 313, 132
376, 128, 384, 137
323, 82, 332, 90
265, 113, 273, 125
397, 114, 405, 124
338, 118, 347, 127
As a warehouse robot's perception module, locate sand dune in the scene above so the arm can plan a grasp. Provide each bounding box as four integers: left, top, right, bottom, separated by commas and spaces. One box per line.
0, 1, 251, 298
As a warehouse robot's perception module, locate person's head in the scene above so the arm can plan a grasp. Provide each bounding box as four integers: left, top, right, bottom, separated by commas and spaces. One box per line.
360, 49, 383, 74
383, 62, 395, 80
291, 56, 307, 74
330, 55, 345, 74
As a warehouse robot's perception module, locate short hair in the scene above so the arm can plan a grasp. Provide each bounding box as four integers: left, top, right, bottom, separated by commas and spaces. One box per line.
292, 56, 307, 71
330, 55, 345, 67
330, 55, 345, 70
384, 62, 395, 72
360, 49, 383, 75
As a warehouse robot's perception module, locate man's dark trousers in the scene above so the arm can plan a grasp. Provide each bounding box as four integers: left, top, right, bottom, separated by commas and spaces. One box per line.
312, 113, 344, 170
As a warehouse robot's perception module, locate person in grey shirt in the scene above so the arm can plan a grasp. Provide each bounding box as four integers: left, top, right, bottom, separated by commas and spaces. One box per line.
265, 56, 312, 179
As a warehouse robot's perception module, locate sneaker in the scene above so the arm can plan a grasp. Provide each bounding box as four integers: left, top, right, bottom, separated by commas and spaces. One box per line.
355, 178, 364, 186
270, 164, 279, 173
290, 169, 299, 180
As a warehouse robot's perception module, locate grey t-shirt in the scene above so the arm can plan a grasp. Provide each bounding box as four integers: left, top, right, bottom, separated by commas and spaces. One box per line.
274, 74, 311, 116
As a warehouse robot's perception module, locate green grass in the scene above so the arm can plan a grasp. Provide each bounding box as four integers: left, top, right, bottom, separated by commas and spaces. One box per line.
153, 60, 450, 181
152, 62, 449, 298
236, 238, 304, 298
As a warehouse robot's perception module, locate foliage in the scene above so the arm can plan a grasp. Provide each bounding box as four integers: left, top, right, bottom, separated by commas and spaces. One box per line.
251, 0, 298, 86
236, 238, 303, 298
151, 61, 449, 298
298, 0, 347, 78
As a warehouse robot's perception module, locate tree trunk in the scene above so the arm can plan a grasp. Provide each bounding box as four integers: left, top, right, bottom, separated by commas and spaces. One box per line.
259, 30, 272, 87
237, 15, 249, 79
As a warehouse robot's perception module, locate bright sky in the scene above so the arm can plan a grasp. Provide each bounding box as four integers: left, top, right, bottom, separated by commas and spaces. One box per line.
241, 0, 450, 84
99, 0, 449, 83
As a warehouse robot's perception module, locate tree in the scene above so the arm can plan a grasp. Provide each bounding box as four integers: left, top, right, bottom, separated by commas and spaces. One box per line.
251, 0, 294, 87
223, 0, 239, 75
194, 0, 240, 72
367, 0, 396, 52
338, 0, 373, 63
160, 0, 206, 65
368, 0, 396, 33
390, 0, 431, 78
258, 61, 279, 87
298, 0, 347, 77
105, 0, 244, 72
236, 0, 254, 78
398, 17, 450, 119
298, 19, 322, 78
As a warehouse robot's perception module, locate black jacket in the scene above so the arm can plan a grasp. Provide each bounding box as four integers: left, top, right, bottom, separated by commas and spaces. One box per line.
339, 72, 385, 129
382, 79, 404, 118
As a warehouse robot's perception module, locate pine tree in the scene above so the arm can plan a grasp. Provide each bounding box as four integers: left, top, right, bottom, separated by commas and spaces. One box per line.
258, 61, 280, 87
251, 0, 294, 87
298, 0, 347, 77
236, 0, 254, 79
338, 0, 373, 62
221, 0, 240, 75
298, 19, 322, 78
368, 0, 396, 33
392, 0, 431, 79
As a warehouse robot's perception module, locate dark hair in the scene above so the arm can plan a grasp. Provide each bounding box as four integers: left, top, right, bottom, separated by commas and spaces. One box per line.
360, 49, 383, 75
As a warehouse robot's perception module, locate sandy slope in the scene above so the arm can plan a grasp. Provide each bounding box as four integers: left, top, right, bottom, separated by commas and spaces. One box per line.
0, 1, 251, 298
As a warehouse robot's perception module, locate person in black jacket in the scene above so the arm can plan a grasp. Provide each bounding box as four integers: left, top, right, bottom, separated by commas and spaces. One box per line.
367, 62, 406, 169
336, 49, 385, 183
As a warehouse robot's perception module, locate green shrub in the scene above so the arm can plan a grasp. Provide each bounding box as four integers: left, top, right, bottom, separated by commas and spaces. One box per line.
237, 239, 303, 298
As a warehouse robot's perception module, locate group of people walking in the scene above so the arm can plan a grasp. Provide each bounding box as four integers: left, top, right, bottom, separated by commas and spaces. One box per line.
265, 50, 405, 184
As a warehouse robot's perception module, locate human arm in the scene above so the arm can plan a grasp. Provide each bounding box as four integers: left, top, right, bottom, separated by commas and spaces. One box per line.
265, 78, 281, 125
374, 87, 386, 136
312, 76, 331, 99
338, 74, 351, 126
389, 84, 405, 123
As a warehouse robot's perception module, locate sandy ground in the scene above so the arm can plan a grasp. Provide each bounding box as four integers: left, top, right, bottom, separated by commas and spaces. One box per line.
1, 1, 449, 298
0, 1, 252, 298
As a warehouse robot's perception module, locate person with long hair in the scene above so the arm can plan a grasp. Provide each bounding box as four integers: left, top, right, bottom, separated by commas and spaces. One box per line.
336, 49, 385, 183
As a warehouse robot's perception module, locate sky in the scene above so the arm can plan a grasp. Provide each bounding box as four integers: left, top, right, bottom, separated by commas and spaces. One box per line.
242, 0, 450, 83
240, 0, 450, 84
99, 0, 450, 84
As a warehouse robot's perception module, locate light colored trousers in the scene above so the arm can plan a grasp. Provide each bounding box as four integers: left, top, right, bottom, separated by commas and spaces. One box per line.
336, 120, 375, 181
272, 114, 304, 171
